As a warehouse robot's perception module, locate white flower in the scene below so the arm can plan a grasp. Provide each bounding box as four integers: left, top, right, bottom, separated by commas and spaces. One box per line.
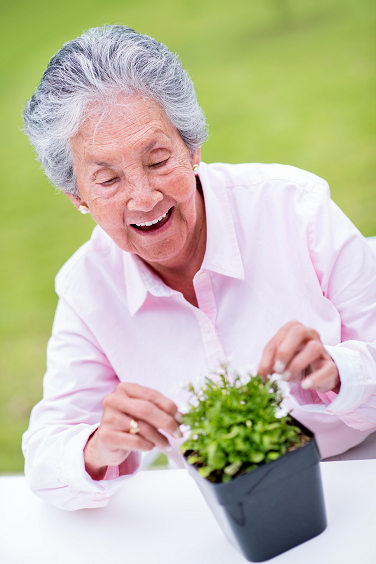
177, 402, 191, 414
275, 398, 290, 419
238, 367, 252, 386
269, 372, 290, 396
193, 373, 206, 391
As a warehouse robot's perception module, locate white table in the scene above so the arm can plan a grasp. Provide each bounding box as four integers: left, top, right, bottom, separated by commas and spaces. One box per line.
0, 461, 375, 564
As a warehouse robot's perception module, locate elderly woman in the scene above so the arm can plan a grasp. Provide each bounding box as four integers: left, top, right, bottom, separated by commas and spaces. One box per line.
22, 25, 376, 510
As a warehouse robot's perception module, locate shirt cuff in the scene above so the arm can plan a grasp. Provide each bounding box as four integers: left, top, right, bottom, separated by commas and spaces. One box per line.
287, 345, 376, 431
104, 452, 141, 480
324, 345, 366, 413
60, 424, 141, 501
288, 346, 368, 415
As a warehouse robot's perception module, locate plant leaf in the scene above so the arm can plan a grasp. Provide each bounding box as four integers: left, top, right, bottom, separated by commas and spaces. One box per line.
187, 455, 202, 465
249, 451, 265, 463
224, 460, 242, 475
198, 466, 213, 478
208, 443, 226, 469
221, 426, 240, 439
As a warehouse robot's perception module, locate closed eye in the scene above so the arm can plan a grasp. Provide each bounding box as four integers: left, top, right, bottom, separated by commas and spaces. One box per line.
150, 158, 169, 169
100, 177, 119, 186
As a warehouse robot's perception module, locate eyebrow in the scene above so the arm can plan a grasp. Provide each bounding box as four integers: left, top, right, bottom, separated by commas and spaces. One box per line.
92, 161, 112, 168
144, 140, 158, 152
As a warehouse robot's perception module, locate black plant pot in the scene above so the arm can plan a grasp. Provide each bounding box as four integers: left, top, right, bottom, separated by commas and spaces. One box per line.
183, 420, 327, 562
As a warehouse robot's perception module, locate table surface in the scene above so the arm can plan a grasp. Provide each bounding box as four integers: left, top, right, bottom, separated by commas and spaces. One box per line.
0, 460, 375, 564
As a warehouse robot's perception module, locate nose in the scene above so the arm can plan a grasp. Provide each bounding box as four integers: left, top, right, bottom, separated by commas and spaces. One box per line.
127, 177, 163, 212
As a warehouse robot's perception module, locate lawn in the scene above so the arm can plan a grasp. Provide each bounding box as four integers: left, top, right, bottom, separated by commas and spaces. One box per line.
0, 0, 375, 472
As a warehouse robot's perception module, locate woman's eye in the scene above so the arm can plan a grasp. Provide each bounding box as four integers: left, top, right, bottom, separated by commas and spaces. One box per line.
151, 159, 168, 168
100, 177, 118, 186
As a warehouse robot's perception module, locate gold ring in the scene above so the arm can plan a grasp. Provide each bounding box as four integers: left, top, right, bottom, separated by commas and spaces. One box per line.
129, 418, 141, 434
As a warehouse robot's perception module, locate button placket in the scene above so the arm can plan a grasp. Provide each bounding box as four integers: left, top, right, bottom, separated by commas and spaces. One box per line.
194, 270, 217, 324
194, 271, 225, 368
168, 271, 226, 370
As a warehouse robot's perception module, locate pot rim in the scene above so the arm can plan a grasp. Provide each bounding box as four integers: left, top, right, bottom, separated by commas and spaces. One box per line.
183, 417, 319, 491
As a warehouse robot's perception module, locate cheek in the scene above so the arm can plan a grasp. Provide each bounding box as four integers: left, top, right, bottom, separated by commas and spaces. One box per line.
166, 171, 196, 206
90, 196, 127, 228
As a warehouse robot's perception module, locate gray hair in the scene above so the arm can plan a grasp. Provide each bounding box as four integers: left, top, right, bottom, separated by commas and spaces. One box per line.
23, 25, 208, 195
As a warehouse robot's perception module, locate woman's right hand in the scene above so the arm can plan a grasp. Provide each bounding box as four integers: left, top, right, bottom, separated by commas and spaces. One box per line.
84, 382, 182, 480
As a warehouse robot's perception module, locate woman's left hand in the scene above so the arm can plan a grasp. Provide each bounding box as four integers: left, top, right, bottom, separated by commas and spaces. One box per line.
257, 321, 340, 394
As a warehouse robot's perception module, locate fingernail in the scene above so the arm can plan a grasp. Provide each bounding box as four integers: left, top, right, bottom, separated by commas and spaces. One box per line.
301, 378, 313, 390
174, 412, 183, 424
173, 428, 183, 439
281, 370, 292, 382
163, 445, 172, 452
273, 359, 285, 374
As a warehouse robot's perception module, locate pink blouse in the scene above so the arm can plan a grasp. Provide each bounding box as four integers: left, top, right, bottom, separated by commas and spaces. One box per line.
22, 162, 376, 510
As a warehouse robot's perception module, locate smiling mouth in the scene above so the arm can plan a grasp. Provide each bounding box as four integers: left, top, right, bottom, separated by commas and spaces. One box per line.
131, 208, 172, 231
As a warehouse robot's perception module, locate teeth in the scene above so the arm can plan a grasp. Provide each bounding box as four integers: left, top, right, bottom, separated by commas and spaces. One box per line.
135, 212, 167, 227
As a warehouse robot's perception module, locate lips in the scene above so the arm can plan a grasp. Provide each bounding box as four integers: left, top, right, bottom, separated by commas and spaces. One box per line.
131, 208, 172, 231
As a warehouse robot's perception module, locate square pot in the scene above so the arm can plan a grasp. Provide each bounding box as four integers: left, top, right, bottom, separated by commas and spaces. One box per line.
183, 420, 327, 562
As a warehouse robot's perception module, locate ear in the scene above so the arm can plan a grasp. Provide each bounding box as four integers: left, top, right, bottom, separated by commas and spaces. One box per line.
65, 193, 87, 210
190, 147, 201, 168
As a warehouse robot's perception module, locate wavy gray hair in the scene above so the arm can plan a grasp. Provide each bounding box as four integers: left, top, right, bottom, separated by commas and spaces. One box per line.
23, 25, 208, 195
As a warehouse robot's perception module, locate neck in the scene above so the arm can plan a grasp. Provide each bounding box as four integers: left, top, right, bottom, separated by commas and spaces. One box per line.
145, 186, 207, 305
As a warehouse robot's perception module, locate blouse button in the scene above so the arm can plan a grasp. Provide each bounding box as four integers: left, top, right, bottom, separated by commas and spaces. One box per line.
203, 322, 211, 333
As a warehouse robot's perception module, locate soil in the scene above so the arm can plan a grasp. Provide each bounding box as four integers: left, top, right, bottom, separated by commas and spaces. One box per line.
285, 432, 311, 452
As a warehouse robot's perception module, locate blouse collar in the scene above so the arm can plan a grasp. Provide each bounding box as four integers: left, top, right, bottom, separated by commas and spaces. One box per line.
123, 162, 245, 316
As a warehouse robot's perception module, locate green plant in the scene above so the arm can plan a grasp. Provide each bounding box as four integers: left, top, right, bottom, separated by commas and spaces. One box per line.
181, 365, 309, 483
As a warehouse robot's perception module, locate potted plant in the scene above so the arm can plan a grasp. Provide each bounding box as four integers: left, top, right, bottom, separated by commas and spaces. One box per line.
180, 365, 327, 562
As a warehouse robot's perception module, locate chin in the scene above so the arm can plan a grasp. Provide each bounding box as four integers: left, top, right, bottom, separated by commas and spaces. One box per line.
133, 234, 188, 266
140, 246, 184, 265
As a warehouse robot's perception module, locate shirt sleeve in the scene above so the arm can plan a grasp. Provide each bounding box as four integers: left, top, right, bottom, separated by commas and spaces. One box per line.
22, 298, 141, 511
288, 179, 376, 430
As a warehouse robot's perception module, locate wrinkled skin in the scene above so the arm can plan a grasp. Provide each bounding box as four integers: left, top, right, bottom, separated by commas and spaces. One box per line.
69, 96, 205, 278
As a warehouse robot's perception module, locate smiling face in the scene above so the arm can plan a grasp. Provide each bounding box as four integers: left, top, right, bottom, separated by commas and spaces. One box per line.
68, 96, 205, 272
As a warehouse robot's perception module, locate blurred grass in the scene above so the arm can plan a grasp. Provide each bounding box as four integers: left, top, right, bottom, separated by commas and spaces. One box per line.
0, 0, 375, 473
150, 453, 169, 470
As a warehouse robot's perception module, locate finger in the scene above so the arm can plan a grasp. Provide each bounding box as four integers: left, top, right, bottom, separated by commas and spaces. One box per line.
258, 321, 302, 376
300, 362, 339, 394
104, 394, 182, 439
95, 429, 156, 466
258, 331, 289, 377
137, 423, 172, 452
282, 340, 324, 383
119, 431, 156, 452
274, 325, 320, 373
104, 410, 172, 452
258, 340, 278, 378
117, 383, 180, 422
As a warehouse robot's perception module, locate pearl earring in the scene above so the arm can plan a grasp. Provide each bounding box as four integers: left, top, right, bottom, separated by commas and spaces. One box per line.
78, 205, 90, 214
193, 164, 199, 175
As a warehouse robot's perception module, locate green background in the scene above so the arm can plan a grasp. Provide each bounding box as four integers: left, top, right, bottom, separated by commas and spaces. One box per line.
0, 0, 375, 473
